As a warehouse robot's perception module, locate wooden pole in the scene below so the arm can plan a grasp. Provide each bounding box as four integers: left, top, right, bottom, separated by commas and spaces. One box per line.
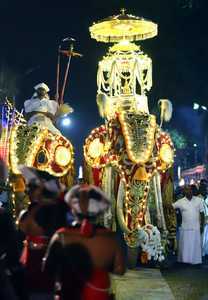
59, 43, 73, 105
56, 45, 61, 103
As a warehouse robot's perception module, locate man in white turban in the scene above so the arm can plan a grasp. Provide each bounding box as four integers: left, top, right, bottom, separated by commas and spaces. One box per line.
24, 83, 60, 135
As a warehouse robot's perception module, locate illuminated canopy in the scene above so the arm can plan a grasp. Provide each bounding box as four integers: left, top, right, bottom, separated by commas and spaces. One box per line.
89, 11, 158, 43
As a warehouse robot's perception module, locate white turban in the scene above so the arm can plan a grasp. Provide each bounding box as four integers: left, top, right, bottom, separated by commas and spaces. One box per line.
34, 82, 50, 92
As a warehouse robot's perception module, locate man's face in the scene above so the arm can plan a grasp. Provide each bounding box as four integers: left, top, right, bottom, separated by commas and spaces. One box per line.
184, 186, 193, 200
37, 88, 47, 98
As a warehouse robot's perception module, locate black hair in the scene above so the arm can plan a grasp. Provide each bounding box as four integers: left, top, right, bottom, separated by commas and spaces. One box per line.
36, 170, 57, 181
42, 187, 58, 200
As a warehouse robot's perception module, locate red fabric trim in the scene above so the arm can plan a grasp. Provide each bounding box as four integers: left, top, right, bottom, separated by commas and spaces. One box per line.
92, 168, 101, 187
80, 219, 94, 237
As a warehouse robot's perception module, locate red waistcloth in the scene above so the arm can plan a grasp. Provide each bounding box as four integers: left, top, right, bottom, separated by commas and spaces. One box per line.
20, 235, 53, 293
61, 269, 110, 300
82, 269, 110, 300
20, 235, 48, 265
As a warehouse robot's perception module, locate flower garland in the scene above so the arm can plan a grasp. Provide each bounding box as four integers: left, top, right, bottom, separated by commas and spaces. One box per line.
138, 224, 164, 262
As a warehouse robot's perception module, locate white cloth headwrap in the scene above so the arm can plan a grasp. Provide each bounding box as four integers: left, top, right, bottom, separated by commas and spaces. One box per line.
34, 83, 50, 92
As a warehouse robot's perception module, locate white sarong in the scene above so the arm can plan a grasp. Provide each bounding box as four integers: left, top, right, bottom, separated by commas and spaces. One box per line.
178, 228, 202, 264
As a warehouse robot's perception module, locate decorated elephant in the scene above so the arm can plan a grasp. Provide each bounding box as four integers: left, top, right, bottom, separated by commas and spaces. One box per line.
2, 84, 74, 180
0, 40, 81, 216
84, 109, 174, 244
0, 96, 74, 217
84, 11, 176, 263
1, 37, 80, 184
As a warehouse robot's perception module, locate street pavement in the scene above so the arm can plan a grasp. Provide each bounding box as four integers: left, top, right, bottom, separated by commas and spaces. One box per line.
162, 262, 208, 300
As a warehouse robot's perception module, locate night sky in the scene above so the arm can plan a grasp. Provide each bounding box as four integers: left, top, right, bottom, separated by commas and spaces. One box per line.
0, 0, 207, 168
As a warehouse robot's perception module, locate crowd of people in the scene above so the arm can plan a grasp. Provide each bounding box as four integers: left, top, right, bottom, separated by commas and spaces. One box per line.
1, 156, 208, 299
0, 164, 125, 300
0, 83, 126, 300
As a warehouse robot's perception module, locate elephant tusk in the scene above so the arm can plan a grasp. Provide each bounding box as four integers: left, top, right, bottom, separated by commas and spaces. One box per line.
116, 180, 131, 234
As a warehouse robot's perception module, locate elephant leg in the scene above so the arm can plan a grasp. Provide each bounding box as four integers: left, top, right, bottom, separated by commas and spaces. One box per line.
116, 179, 138, 268
117, 179, 150, 268
127, 246, 139, 269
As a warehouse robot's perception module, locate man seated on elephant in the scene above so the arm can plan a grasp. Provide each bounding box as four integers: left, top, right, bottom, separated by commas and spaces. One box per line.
24, 82, 61, 135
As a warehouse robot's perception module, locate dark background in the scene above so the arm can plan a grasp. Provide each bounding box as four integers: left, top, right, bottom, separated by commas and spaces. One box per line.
0, 0, 207, 170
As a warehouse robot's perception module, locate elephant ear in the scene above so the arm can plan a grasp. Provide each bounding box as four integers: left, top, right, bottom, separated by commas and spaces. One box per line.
96, 93, 108, 118
158, 99, 173, 127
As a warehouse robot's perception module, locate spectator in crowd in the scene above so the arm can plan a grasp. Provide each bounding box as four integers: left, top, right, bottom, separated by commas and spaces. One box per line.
18, 166, 68, 237
172, 185, 204, 265
0, 159, 27, 299
43, 184, 126, 300
18, 167, 68, 299
0, 206, 28, 300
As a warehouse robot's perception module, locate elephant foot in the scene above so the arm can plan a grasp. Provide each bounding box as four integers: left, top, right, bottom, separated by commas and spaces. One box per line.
124, 231, 140, 269
127, 246, 139, 269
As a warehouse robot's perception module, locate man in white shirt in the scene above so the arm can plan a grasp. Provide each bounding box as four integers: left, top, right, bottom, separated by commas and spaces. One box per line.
24, 83, 60, 135
172, 185, 204, 264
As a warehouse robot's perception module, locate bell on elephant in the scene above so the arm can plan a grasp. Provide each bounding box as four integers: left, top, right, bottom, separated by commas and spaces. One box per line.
133, 166, 149, 181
